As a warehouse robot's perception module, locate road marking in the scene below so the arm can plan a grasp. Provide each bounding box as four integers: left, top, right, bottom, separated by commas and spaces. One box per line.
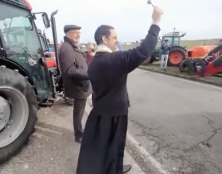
35, 126, 65, 136
127, 133, 170, 174
85, 99, 169, 174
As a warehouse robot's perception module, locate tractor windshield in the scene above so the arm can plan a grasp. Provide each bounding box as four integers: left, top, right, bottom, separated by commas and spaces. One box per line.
0, 2, 41, 59
162, 36, 180, 46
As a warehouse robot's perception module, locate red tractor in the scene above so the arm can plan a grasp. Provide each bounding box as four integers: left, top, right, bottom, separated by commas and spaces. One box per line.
179, 44, 222, 77
0, 0, 63, 164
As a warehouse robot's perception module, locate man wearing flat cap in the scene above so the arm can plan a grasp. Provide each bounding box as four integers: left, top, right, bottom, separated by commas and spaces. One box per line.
59, 25, 92, 143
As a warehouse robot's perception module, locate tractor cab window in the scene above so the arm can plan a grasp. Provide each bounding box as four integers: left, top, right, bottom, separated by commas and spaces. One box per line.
38, 34, 48, 52
162, 36, 179, 46
0, 2, 42, 59
39, 35, 46, 51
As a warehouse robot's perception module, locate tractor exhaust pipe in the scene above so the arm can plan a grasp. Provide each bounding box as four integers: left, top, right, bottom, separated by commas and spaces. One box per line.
50, 10, 60, 75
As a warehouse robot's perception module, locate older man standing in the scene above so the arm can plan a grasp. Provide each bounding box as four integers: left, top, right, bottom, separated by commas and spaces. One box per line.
59, 25, 92, 143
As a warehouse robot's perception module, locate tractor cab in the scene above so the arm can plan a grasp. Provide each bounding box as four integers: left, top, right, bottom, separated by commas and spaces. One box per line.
0, 0, 59, 99
142, 31, 187, 66
160, 31, 186, 46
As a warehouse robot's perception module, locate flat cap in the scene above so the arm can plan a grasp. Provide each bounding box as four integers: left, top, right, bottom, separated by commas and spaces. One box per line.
64, 25, 81, 33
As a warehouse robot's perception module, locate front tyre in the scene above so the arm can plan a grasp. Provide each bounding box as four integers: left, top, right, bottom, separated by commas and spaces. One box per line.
0, 66, 37, 164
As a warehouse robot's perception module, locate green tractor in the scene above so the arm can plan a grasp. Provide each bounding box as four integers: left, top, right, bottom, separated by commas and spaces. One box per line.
0, 0, 61, 164
142, 31, 187, 66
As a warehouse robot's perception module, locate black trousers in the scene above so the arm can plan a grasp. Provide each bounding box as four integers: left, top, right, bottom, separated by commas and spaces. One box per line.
76, 112, 128, 174
73, 98, 87, 138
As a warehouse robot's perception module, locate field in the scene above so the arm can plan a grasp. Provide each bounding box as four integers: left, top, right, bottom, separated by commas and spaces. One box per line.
121, 38, 220, 50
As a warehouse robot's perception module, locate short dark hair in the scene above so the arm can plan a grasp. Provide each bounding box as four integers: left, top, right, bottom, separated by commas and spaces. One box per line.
94, 25, 114, 45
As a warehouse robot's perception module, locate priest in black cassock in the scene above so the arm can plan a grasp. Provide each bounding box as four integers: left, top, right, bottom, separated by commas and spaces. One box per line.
76, 6, 163, 174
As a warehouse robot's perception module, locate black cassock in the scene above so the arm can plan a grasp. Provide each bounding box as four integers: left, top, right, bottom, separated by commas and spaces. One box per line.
76, 24, 160, 174
77, 112, 128, 174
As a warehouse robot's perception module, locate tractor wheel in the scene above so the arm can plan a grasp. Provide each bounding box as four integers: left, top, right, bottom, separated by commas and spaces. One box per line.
179, 59, 188, 72
168, 47, 186, 66
193, 59, 206, 77
0, 66, 37, 164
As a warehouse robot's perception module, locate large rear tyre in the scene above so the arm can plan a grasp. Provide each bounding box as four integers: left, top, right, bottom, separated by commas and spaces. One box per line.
192, 59, 206, 77
0, 66, 37, 164
168, 47, 186, 66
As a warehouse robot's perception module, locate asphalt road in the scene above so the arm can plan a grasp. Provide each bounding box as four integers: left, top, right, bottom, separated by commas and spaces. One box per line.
0, 100, 144, 174
127, 69, 222, 174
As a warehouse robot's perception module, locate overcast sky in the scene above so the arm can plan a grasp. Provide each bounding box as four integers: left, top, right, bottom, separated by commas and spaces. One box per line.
29, 0, 221, 43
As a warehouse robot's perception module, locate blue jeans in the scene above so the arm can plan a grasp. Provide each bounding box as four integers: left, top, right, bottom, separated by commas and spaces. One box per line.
160, 54, 169, 69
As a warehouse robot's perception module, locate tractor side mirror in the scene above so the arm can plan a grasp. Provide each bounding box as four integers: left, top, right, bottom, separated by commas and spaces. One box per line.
42, 13, 50, 28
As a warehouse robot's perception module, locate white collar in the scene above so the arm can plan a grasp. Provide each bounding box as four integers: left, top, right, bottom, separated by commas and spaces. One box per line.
96, 44, 113, 53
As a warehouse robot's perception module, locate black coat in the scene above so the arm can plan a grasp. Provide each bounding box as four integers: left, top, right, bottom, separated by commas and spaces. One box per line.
88, 24, 160, 116
59, 37, 92, 99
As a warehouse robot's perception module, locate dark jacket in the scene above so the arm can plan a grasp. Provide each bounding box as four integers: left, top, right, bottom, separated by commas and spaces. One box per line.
59, 36, 92, 99
88, 24, 160, 117
160, 43, 171, 55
